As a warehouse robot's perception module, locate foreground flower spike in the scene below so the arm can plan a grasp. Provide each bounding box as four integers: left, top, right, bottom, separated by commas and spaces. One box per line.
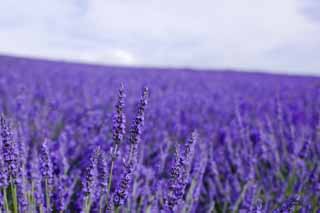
183, 138, 208, 212
39, 139, 53, 212
98, 152, 108, 192
0, 154, 8, 212
98, 151, 108, 211
1, 114, 19, 213
112, 83, 126, 149
113, 87, 149, 209
82, 147, 100, 213
113, 161, 134, 207
16, 126, 28, 212
272, 195, 301, 213
105, 84, 126, 209
1, 114, 19, 183
0, 148, 8, 188
165, 131, 197, 212
129, 87, 149, 161
249, 199, 263, 213
27, 149, 43, 211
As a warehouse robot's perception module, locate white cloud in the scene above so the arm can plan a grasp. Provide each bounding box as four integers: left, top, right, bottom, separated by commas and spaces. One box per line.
78, 49, 137, 65
0, 0, 319, 75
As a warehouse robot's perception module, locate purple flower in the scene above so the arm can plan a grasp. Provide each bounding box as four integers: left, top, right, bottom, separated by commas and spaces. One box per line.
128, 87, 149, 160
298, 139, 310, 159
0, 114, 19, 183
39, 139, 53, 211
39, 139, 53, 182
113, 87, 149, 207
82, 147, 100, 197
52, 175, 75, 212
165, 131, 197, 211
272, 195, 301, 213
16, 126, 28, 212
112, 83, 126, 149
249, 199, 264, 213
113, 161, 134, 207
105, 84, 126, 210
98, 151, 108, 190
0, 154, 7, 188
30, 151, 44, 208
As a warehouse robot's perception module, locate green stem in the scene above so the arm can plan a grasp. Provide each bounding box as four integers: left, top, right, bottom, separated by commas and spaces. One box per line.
146, 194, 156, 213
30, 181, 36, 212
183, 179, 197, 213
145, 197, 153, 213
128, 171, 139, 212
136, 196, 143, 213
114, 206, 120, 213
208, 201, 216, 213
99, 195, 104, 213
233, 181, 251, 213
104, 143, 118, 211
3, 188, 10, 213
84, 196, 91, 213
222, 202, 228, 213
11, 183, 18, 213
27, 181, 37, 212
45, 178, 51, 211
39, 204, 44, 213
106, 159, 115, 206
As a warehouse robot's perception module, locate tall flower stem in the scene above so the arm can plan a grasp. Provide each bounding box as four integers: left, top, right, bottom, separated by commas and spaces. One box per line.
3, 188, 10, 213
27, 181, 36, 212
99, 197, 104, 213
11, 182, 18, 213
113, 87, 149, 209
82, 147, 100, 213
105, 85, 126, 210
232, 181, 251, 213
84, 195, 91, 213
45, 178, 51, 212
114, 206, 120, 213
39, 205, 44, 213
105, 144, 117, 208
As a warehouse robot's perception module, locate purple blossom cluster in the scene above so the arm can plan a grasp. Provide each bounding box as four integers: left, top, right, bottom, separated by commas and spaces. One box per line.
0, 55, 319, 212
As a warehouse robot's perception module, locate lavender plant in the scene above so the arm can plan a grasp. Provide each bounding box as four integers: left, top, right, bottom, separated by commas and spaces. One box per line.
104, 84, 126, 210
0, 55, 318, 212
113, 87, 148, 211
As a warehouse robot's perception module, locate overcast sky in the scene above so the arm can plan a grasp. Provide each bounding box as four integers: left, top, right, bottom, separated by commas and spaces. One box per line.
0, 0, 320, 75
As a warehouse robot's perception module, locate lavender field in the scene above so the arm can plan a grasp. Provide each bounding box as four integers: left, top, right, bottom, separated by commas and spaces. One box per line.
0, 55, 319, 212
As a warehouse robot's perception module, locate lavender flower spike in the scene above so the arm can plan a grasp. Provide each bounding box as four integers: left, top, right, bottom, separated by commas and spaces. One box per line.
112, 83, 126, 150
1, 114, 19, 183
0, 153, 8, 188
128, 87, 149, 160
113, 87, 149, 208
40, 139, 53, 183
113, 161, 134, 207
98, 151, 108, 211
98, 151, 108, 191
165, 131, 197, 212
272, 195, 301, 213
82, 147, 100, 213
1, 114, 19, 213
39, 139, 53, 212
104, 84, 127, 209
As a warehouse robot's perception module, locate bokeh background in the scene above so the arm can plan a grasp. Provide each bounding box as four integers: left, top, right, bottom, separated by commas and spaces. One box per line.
0, 0, 320, 75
